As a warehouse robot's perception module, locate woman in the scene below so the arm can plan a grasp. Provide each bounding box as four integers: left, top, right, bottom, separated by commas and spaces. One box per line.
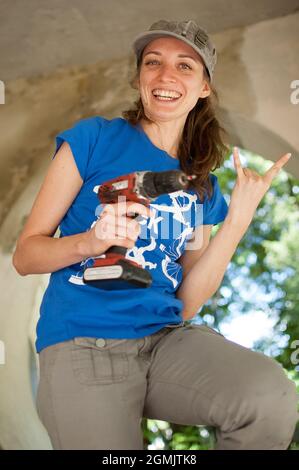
13, 19, 298, 450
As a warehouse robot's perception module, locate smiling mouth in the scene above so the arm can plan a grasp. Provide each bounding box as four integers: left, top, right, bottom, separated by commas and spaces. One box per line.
151, 92, 182, 102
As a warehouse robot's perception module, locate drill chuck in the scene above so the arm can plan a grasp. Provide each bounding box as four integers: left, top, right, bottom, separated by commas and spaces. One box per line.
140, 170, 196, 199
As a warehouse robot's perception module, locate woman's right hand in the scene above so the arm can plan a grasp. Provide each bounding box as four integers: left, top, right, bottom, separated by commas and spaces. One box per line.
227, 147, 292, 231
82, 201, 153, 258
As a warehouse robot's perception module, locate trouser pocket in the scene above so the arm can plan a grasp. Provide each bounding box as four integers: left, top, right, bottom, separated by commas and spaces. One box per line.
70, 337, 129, 385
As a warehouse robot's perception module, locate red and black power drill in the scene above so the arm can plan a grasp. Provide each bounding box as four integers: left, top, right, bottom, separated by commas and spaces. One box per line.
83, 169, 196, 290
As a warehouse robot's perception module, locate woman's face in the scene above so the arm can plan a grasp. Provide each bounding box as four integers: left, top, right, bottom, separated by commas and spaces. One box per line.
137, 36, 211, 123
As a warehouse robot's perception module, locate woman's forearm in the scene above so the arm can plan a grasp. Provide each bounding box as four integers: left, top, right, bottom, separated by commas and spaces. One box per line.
12, 232, 92, 276
177, 213, 249, 320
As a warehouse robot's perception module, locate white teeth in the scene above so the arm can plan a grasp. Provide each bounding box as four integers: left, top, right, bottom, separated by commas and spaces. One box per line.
154, 95, 178, 101
152, 89, 181, 98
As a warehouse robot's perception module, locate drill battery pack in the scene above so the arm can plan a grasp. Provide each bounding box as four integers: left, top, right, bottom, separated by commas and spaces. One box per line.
83, 246, 152, 290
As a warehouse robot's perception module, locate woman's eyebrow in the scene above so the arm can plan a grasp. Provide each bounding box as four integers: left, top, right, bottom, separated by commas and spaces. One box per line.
143, 51, 199, 63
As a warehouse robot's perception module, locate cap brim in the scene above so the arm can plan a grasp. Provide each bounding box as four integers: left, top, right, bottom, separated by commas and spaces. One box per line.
132, 30, 210, 79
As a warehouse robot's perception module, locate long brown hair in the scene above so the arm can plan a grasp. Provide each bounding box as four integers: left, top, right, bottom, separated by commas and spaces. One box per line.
122, 58, 229, 202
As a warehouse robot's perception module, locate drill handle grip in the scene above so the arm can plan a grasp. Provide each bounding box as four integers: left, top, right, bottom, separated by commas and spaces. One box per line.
105, 246, 127, 256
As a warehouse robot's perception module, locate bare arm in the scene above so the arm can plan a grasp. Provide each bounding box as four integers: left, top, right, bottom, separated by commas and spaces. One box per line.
12, 141, 151, 276
12, 142, 88, 275
13, 233, 95, 276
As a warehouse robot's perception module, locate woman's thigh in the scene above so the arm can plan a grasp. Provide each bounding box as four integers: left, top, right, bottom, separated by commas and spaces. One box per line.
36, 335, 150, 450
143, 323, 298, 448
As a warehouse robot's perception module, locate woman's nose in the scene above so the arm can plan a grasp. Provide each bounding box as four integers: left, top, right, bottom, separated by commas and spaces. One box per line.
157, 64, 177, 81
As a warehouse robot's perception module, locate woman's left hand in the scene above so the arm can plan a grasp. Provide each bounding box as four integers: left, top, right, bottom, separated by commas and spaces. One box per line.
227, 147, 292, 230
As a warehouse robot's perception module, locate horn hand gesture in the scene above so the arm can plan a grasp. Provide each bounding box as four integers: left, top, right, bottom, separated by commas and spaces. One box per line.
228, 147, 292, 230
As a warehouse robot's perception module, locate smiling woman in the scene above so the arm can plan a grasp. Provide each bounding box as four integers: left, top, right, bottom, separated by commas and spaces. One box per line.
134, 36, 213, 167
123, 23, 228, 202
14, 18, 298, 451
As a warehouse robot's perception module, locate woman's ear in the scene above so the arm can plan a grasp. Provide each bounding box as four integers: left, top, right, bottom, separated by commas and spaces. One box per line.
200, 81, 211, 98
132, 74, 140, 91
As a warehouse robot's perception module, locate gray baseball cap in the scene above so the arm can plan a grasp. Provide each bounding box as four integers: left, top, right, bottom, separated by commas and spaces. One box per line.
132, 19, 217, 81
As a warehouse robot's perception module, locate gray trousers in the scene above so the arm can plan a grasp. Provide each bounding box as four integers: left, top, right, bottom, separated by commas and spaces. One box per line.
36, 323, 298, 450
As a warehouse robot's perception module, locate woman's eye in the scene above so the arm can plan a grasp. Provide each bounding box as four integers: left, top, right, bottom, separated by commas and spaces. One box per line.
180, 63, 192, 70
145, 60, 192, 70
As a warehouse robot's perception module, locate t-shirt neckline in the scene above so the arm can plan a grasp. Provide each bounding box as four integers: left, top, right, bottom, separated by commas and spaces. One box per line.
125, 118, 180, 164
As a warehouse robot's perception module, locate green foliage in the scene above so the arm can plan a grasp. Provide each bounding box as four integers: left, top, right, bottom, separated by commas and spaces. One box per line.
142, 147, 299, 450
142, 419, 216, 450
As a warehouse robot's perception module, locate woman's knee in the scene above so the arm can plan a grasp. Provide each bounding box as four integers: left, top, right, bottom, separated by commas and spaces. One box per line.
228, 352, 298, 448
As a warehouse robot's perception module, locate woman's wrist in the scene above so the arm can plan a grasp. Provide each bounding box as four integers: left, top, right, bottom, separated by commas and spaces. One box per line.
224, 209, 252, 236
76, 231, 94, 258
77, 230, 109, 259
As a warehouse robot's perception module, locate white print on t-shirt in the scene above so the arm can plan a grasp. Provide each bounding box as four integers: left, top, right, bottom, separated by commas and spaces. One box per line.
68, 187, 201, 289
125, 190, 198, 289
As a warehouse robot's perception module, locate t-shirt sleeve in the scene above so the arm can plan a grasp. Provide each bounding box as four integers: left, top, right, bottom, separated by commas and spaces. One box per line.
202, 173, 229, 225
52, 117, 101, 181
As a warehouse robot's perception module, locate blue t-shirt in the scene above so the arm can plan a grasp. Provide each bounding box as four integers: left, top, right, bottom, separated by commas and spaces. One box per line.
35, 116, 229, 353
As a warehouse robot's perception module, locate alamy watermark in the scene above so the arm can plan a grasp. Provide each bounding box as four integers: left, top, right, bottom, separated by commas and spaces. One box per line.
0, 80, 4, 104
94, 195, 205, 251
290, 339, 299, 365
0, 340, 5, 365
290, 80, 299, 104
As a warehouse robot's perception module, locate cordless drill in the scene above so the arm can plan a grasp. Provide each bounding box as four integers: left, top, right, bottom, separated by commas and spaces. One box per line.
83, 170, 196, 290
